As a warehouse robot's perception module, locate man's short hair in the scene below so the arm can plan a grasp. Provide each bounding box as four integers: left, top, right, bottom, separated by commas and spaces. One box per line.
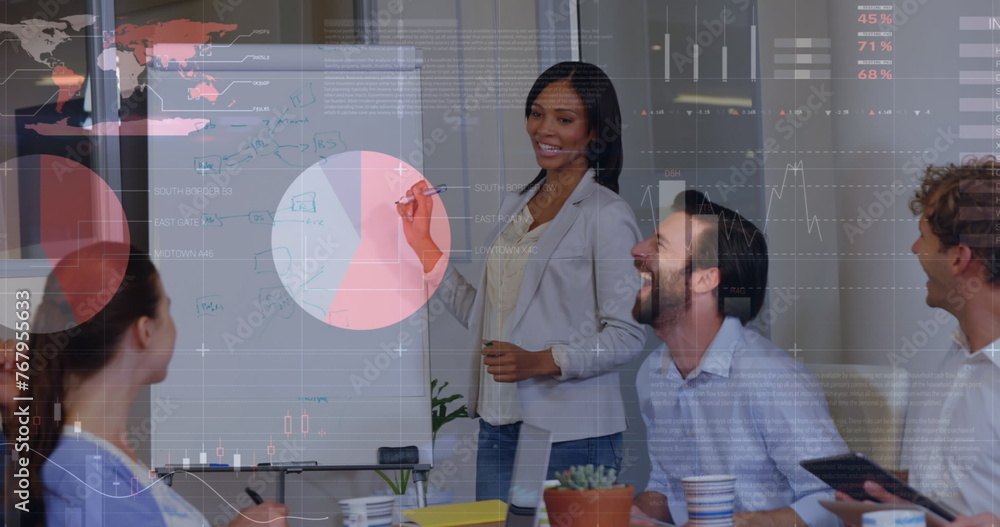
909, 156, 1000, 283
673, 190, 769, 324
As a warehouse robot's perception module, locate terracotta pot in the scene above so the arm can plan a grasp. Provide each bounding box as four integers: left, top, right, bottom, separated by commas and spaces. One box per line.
543, 485, 634, 527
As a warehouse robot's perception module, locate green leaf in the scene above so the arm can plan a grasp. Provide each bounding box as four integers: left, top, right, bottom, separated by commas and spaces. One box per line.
445, 408, 468, 420
552, 464, 618, 490
429, 378, 469, 447
375, 470, 401, 494
434, 394, 464, 405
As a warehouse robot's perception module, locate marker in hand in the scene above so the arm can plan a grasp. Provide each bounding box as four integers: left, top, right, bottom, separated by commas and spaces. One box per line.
245, 487, 264, 505
395, 184, 447, 204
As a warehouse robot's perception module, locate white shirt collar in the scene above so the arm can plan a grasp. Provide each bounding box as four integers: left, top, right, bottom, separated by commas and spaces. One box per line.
661, 317, 743, 380
952, 330, 1000, 367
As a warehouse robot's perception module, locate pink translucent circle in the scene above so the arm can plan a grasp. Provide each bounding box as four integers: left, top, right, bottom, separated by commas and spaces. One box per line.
1, 155, 130, 332
272, 151, 451, 330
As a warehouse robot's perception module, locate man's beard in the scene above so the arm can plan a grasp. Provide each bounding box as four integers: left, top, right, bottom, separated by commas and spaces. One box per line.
632, 265, 691, 329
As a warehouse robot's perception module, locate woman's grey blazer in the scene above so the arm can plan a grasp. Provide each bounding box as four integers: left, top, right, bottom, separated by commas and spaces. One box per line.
432, 172, 646, 442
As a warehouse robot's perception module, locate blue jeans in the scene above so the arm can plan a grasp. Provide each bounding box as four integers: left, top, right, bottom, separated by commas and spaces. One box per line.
476, 420, 624, 502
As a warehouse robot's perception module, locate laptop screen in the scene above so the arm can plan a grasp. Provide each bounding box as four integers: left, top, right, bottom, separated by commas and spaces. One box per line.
505, 423, 553, 527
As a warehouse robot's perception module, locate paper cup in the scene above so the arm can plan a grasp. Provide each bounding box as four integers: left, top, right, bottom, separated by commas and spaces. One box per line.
681, 475, 736, 526
863, 510, 926, 527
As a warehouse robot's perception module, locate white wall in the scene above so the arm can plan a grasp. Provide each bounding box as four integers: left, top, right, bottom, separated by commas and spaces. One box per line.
755, 0, 844, 363
827, 0, 961, 370
577, 0, 658, 492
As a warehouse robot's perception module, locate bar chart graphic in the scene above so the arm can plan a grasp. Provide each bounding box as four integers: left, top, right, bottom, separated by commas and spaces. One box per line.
774, 38, 831, 80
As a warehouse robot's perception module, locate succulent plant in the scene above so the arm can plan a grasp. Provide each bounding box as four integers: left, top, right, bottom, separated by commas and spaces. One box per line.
553, 464, 624, 490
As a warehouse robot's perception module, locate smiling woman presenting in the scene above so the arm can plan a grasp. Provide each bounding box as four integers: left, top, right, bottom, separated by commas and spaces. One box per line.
397, 61, 646, 501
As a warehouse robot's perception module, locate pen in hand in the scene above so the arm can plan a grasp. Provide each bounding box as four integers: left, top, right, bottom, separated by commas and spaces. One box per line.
246, 487, 264, 505
395, 184, 447, 204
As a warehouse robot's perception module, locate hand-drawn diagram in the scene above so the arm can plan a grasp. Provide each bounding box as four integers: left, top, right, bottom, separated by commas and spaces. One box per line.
148, 46, 433, 469
258, 286, 295, 320
188, 84, 347, 173
195, 295, 225, 317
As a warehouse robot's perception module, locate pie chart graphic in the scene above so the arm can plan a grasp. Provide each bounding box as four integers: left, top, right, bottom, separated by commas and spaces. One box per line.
271, 151, 451, 330
1, 155, 130, 332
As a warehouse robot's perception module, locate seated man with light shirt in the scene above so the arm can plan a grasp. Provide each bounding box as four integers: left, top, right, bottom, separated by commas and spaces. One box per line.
837, 157, 1000, 519
630, 191, 849, 527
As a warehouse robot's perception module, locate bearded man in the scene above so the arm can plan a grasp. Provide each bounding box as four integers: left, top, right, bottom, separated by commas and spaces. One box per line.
629, 190, 848, 527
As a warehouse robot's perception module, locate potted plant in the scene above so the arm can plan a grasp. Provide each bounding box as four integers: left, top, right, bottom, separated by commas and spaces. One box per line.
375, 379, 468, 517
543, 465, 634, 527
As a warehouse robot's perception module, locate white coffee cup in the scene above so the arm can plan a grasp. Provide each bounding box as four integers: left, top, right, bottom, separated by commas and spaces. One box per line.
340, 495, 395, 527
862, 510, 926, 527
344, 510, 368, 527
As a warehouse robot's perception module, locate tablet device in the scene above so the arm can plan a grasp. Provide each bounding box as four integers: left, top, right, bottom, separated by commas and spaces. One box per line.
819, 501, 948, 527
799, 452, 958, 521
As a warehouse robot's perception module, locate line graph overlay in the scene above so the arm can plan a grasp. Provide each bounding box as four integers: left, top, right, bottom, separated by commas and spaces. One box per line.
20, 444, 329, 523
763, 160, 823, 241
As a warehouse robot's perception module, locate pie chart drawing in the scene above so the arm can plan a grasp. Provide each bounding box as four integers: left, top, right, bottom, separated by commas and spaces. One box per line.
271, 151, 451, 330
1, 155, 130, 332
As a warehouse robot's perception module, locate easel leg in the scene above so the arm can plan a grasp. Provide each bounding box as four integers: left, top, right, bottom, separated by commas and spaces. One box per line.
277, 470, 286, 504
413, 469, 428, 508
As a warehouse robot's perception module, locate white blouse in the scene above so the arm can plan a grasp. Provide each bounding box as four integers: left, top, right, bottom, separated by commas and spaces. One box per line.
478, 204, 549, 425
